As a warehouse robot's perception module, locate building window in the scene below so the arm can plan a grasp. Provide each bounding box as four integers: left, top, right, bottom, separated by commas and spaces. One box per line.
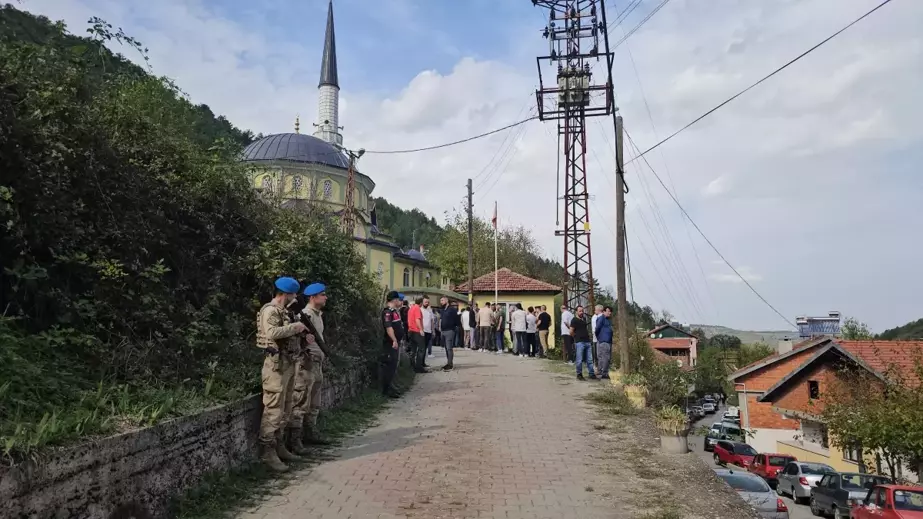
844, 444, 861, 463
292, 175, 303, 191
425, 272, 432, 287
261, 176, 274, 193
402, 267, 410, 287
322, 179, 333, 200
808, 380, 820, 399
376, 262, 384, 281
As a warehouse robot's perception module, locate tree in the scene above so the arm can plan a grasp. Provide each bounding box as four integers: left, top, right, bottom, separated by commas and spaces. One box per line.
841, 316, 872, 340
737, 342, 776, 367
820, 355, 923, 479
693, 347, 732, 394
710, 334, 742, 351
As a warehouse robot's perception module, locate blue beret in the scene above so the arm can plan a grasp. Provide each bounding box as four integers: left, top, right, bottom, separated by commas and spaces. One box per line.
398, 293, 405, 300
303, 282, 326, 296
274, 277, 300, 294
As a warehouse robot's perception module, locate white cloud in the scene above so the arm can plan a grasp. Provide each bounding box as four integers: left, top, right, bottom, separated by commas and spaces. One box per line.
18, 0, 923, 332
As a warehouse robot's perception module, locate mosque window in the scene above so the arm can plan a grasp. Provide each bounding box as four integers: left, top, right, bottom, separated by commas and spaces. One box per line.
292, 175, 304, 191
377, 262, 384, 280
322, 179, 333, 200
425, 272, 432, 287
261, 176, 274, 193
402, 267, 410, 287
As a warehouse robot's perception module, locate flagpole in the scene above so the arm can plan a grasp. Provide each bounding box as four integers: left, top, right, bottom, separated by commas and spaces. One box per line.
494, 201, 498, 306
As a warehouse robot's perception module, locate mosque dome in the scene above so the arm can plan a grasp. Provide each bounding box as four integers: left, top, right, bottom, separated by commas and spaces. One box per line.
241, 133, 349, 170
405, 249, 426, 261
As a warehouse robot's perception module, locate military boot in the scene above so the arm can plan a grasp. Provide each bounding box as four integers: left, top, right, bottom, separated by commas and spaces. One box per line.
287, 428, 312, 456
305, 425, 333, 446
260, 441, 289, 473
276, 431, 304, 463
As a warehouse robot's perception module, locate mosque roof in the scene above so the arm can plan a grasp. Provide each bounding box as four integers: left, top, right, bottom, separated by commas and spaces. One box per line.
241, 133, 349, 169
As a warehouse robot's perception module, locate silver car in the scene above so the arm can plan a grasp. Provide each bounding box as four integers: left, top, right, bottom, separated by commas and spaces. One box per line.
776, 461, 834, 503
714, 469, 789, 519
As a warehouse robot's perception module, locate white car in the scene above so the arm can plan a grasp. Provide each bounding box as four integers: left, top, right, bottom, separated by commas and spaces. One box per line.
703, 402, 716, 414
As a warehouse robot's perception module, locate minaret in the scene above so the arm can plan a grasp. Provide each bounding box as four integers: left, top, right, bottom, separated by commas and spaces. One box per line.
314, 0, 342, 147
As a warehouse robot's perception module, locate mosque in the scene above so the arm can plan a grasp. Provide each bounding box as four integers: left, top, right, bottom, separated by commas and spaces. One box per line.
240, 1, 448, 294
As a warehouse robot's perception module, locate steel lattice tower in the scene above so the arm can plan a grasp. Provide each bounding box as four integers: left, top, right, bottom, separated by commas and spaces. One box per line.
531, 0, 615, 311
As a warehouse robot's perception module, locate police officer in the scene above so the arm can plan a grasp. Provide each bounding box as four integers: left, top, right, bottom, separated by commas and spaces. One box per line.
381, 291, 404, 398
257, 277, 307, 472
289, 282, 333, 450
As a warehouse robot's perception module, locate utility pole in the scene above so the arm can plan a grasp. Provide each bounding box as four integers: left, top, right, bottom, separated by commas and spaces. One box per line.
531, 0, 615, 312
466, 178, 474, 306
615, 115, 630, 376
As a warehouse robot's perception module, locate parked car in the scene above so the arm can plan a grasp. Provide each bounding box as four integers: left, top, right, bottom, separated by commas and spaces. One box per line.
691, 405, 706, 418
810, 471, 892, 519
703, 402, 717, 414
722, 411, 741, 424
714, 440, 758, 468
776, 461, 834, 504
714, 468, 790, 519
749, 453, 797, 488
850, 484, 923, 519
704, 421, 744, 451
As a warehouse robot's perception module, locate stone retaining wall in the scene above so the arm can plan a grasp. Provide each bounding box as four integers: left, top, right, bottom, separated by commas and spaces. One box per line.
1, 366, 370, 519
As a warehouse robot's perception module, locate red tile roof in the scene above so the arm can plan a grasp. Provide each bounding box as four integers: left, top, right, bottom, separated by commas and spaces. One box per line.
454, 268, 561, 293
649, 338, 694, 350
837, 340, 923, 384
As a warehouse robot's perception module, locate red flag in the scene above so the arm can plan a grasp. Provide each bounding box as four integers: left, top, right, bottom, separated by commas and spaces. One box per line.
492, 202, 497, 229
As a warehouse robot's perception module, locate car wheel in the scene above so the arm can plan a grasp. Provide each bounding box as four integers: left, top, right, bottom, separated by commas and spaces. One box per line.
833, 507, 845, 519
810, 497, 822, 517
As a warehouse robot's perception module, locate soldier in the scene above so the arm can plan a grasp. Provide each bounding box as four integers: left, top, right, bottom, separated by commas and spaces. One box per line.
290, 282, 333, 449
380, 291, 404, 398
257, 277, 308, 472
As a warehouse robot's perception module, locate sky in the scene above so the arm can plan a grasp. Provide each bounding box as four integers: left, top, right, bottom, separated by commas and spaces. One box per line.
19, 0, 923, 332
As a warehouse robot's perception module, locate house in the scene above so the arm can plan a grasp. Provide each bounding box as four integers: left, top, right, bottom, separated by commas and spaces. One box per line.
646, 324, 699, 368
728, 338, 923, 480
455, 268, 561, 346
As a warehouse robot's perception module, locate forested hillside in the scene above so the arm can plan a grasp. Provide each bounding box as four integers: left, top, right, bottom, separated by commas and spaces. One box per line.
878, 317, 923, 340
371, 196, 443, 249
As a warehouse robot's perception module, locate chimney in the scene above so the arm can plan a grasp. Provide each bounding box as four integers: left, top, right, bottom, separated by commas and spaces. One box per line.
778, 338, 793, 354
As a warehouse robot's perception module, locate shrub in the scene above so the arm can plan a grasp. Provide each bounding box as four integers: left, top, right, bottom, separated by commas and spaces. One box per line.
655, 406, 689, 435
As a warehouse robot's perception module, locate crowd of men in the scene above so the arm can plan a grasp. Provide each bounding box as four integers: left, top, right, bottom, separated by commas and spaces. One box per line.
254, 276, 618, 472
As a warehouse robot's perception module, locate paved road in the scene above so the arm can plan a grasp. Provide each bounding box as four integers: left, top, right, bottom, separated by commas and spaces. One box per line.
688, 407, 813, 519
236, 350, 630, 519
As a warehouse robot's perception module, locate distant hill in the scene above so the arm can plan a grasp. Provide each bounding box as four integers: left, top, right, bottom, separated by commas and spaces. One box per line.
878, 318, 923, 340
693, 325, 795, 345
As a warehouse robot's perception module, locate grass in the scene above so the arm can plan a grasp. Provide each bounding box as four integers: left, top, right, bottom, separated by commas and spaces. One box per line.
585, 387, 638, 416
169, 362, 416, 519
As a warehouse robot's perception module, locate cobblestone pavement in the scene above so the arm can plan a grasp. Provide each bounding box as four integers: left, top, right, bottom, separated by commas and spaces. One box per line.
237, 350, 758, 519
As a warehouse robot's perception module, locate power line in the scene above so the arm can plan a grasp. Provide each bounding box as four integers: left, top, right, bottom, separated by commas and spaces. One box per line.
472, 96, 534, 183
624, 129, 797, 329
364, 115, 538, 155
627, 0, 896, 165
611, 0, 673, 51
607, 0, 643, 33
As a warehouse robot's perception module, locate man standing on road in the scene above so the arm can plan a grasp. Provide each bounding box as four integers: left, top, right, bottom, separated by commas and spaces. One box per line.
422, 296, 434, 359
570, 305, 596, 381
591, 304, 603, 365
594, 306, 613, 379
537, 305, 551, 358
461, 305, 472, 349
290, 282, 333, 453
525, 307, 538, 357
493, 304, 505, 354
256, 277, 308, 472
560, 304, 575, 364
478, 301, 493, 352
408, 296, 427, 373
439, 296, 458, 371
511, 303, 528, 357
380, 291, 404, 398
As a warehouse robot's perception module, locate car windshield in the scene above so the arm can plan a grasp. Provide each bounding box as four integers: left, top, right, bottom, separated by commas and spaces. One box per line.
801, 464, 833, 475
894, 489, 923, 511
733, 444, 757, 456
719, 473, 771, 492
768, 456, 795, 466
840, 474, 890, 490
724, 426, 742, 437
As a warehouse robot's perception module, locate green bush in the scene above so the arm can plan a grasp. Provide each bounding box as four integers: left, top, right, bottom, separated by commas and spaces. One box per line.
0, 12, 379, 460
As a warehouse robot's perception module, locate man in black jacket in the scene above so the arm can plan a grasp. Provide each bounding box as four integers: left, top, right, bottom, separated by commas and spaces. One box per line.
438, 297, 458, 371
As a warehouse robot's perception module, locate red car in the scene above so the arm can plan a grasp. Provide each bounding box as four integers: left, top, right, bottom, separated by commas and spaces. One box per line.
851, 484, 923, 519
713, 440, 758, 469
749, 453, 797, 486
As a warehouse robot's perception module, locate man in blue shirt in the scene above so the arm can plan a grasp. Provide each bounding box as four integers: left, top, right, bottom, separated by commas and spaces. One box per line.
594, 306, 614, 379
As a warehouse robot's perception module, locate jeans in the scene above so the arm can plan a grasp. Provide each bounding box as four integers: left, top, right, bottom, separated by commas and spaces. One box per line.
515, 331, 528, 355
562, 335, 575, 362
575, 341, 595, 377
527, 332, 536, 356
425, 332, 433, 355
495, 330, 504, 352
441, 329, 455, 366
596, 342, 612, 377
479, 326, 492, 350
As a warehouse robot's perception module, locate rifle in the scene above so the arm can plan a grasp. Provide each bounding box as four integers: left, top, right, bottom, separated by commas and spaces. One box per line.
288, 296, 334, 367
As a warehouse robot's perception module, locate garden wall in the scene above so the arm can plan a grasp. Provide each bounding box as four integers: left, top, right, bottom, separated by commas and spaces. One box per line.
0, 366, 370, 519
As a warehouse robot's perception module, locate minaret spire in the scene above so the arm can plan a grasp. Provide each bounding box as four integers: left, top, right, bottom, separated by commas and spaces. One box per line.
314, 0, 343, 146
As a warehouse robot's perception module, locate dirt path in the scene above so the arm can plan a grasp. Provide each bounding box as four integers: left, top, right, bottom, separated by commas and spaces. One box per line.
235, 350, 758, 519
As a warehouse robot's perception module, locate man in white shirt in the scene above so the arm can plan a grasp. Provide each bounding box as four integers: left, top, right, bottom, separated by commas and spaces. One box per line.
461, 306, 472, 349
591, 304, 603, 364
422, 296, 435, 358
525, 307, 538, 357
560, 304, 575, 364
511, 304, 528, 357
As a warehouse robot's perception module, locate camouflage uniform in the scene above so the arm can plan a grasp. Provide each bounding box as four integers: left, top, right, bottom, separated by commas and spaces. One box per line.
291, 305, 326, 440
256, 300, 303, 470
